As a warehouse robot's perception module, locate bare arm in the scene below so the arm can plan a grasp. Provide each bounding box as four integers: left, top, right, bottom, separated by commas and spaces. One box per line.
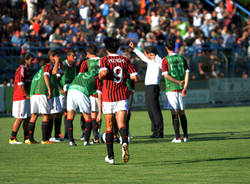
99, 70, 107, 80
182, 72, 189, 96
130, 74, 139, 82
164, 74, 184, 86
52, 55, 60, 75
96, 93, 102, 122
129, 41, 150, 63
44, 74, 51, 99
20, 85, 30, 100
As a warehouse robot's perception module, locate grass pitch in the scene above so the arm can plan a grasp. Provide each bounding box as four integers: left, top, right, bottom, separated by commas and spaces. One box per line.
0, 106, 250, 184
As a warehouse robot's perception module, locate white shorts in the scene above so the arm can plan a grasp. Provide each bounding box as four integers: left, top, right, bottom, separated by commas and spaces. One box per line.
90, 96, 98, 112
59, 94, 66, 110
102, 100, 129, 114
49, 97, 62, 114
30, 95, 50, 114
164, 92, 185, 110
67, 89, 90, 114
12, 99, 31, 119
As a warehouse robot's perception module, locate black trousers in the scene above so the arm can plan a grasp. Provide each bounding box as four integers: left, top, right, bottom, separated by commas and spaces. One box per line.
145, 85, 164, 136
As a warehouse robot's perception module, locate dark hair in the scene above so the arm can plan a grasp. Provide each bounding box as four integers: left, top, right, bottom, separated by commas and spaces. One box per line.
67, 49, 75, 56
144, 46, 156, 54
24, 53, 34, 60
48, 50, 57, 57
86, 45, 97, 55
104, 37, 120, 53
166, 39, 176, 51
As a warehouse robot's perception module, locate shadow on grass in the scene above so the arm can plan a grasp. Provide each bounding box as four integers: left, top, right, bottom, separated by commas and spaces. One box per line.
131, 156, 250, 166
132, 131, 250, 144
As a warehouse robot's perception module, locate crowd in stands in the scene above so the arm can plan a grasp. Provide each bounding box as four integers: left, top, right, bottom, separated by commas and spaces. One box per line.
0, 0, 249, 83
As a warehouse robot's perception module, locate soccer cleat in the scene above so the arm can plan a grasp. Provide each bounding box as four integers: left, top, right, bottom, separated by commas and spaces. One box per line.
122, 143, 130, 163
49, 137, 61, 143
183, 137, 188, 142
9, 138, 23, 144
69, 141, 77, 146
80, 132, 85, 141
59, 133, 64, 140
83, 141, 93, 146
171, 138, 182, 143
105, 156, 115, 165
27, 139, 39, 144
24, 139, 30, 144
41, 140, 53, 144
90, 139, 100, 144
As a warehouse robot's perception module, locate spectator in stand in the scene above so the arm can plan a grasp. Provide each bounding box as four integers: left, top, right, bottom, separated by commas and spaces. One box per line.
49, 27, 64, 49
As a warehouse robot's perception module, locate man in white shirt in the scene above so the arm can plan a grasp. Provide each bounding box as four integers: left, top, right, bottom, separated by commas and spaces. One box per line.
129, 41, 164, 138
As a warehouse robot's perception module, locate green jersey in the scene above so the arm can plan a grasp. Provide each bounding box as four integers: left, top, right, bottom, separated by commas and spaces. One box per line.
30, 64, 52, 96
50, 74, 60, 97
162, 55, 188, 92
68, 72, 98, 98
87, 58, 100, 95
59, 60, 77, 95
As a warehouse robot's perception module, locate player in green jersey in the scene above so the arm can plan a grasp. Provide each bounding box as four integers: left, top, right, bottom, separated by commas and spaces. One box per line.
28, 50, 60, 144
79, 45, 102, 144
161, 39, 189, 143
49, 50, 78, 142
65, 71, 102, 146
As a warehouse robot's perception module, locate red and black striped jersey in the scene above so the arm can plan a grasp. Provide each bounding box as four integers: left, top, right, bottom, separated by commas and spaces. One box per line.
99, 54, 137, 102
13, 65, 32, 101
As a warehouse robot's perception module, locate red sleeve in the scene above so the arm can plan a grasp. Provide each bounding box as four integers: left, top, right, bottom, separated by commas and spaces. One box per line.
161, 57, 169, 73
79, 60, 88, 73
43, 63, 52, 74
17, 66, 25, 83
99, 56, 107, 70
95, 76, 103, 91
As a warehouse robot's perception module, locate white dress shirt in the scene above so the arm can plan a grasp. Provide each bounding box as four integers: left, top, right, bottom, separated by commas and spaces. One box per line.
133, 48, 162, 85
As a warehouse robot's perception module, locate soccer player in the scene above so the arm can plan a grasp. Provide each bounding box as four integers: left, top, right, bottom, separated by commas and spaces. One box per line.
65, 71, 102, 146
47, 52, 63, 142
99, 37, 139, 164
52, 50, 78, 142
79, 45, 102, 144
162, 39, 189, 143
9, 53, 34, 144
28, 50, 60, 144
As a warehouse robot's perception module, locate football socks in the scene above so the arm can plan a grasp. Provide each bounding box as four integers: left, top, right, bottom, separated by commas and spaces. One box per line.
172, 114, 180, 139
66, 119, 74, 141
42, 121, 49, 141
92, 119, 99, 140
119, 126, 128, 145
106, 131, 114, 159
180, 114, 188, 138
54, 117, 62, 138
84, 120, 92, 143
28, 122, 35, 141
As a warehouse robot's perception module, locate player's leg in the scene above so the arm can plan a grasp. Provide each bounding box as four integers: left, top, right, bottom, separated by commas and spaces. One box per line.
82, 113, 92, 145
80, 115, 85, 140
23, 118, 30, 142
170, 109, 181, 142
178, 93, 188, 142
91, 111, 99, 143
66, 110, 76, 146
28, 113, 38, 143
179, 110, 188, 141
104, 114, 114, 160
54, 113, 63, 140
41, 114, 53, 144
9, 118, 23, 144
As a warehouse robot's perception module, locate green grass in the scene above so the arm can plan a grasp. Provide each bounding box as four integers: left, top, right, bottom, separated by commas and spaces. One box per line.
0, 106, 250, 184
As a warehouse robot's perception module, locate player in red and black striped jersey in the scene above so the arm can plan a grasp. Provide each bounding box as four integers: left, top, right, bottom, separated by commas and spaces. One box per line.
9, 53, 34, 144
99, 37, 139, 164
